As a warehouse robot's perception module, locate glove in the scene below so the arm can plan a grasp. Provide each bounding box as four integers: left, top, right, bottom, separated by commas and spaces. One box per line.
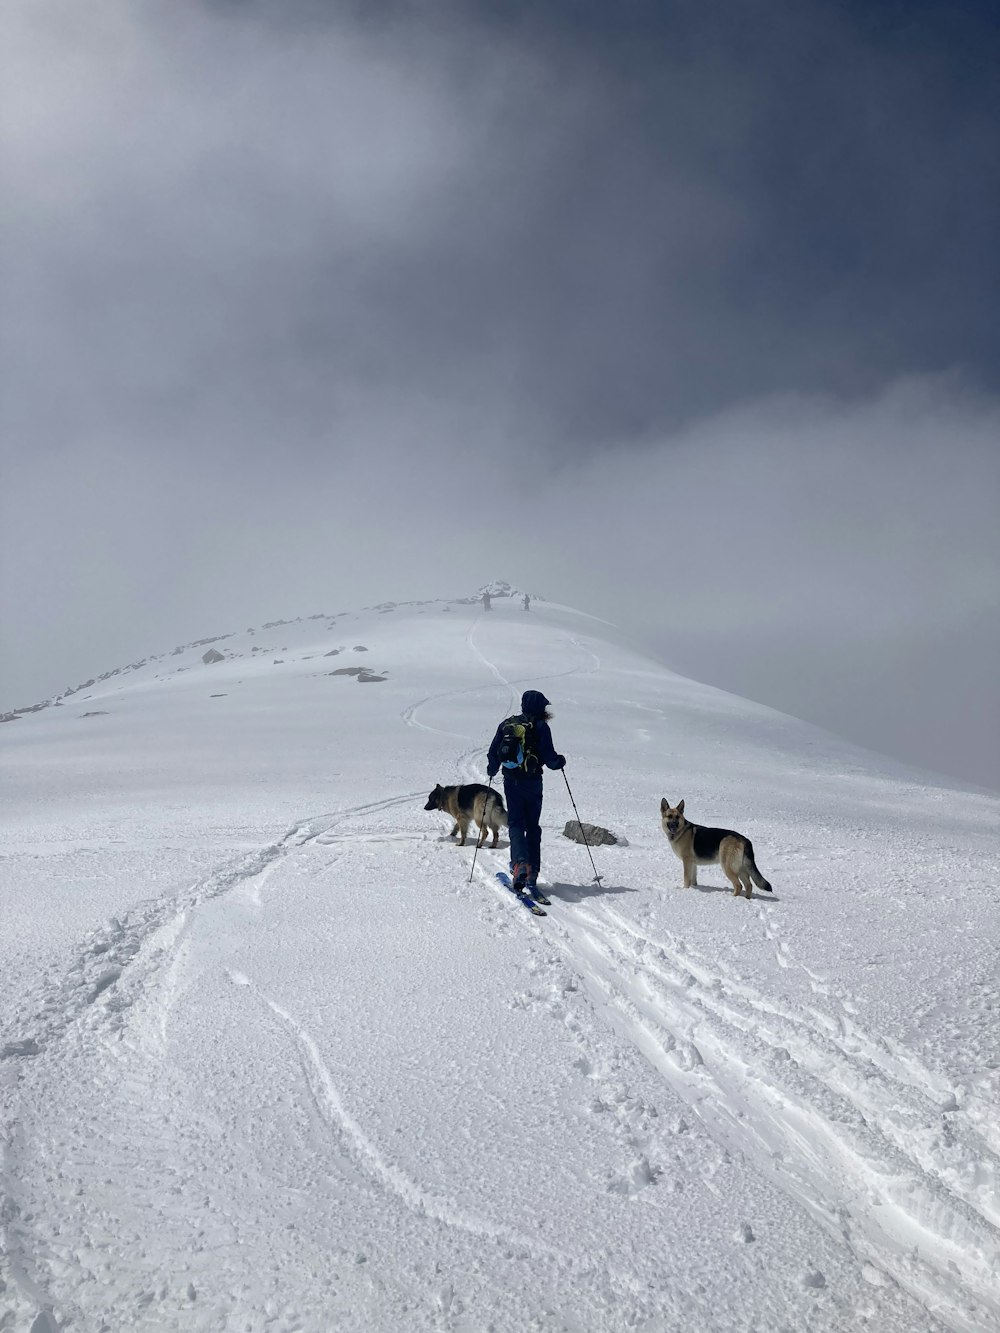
487, 765, 498, 779
554, 755, 566, 770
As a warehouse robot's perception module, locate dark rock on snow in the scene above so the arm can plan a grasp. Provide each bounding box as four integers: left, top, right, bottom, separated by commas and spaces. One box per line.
562, 820, 620, 847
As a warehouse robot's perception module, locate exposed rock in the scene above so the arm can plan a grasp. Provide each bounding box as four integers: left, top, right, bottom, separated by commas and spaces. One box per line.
202, 648, 225, 664
330, 667, 364, 676
80, 711, 110, 718
357, 672, 387, 683
324, 649, 342, 657
1, 1037, 40, 1057
353, 645, 369, 652
562, 820, 620, 847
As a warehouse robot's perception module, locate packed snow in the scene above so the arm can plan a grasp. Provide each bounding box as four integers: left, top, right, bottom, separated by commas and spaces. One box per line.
1, 593, 998, 1332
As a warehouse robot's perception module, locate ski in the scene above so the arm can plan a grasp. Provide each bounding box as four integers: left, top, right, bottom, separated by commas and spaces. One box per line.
495, 872, 546, 916
495, 871, 551, 907
497, 871, 551, 906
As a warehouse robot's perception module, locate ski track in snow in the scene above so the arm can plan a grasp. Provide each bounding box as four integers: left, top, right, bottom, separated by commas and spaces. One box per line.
3, 604, 997, 1332
227, 966, 655, 1313
538, 897, 999, 1332
0, 793, 425, 1065
229, 971, 543, 1249
403, 617, 601, 792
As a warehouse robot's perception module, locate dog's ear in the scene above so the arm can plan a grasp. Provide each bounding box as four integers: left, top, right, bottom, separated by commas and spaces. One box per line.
677, 799, 685, 814
660, 798, 669, 813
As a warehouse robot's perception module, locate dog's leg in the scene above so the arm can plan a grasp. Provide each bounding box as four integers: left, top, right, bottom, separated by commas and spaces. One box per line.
457, 817, 469, 846
683, 860, 697, 888
449, 822, 459, 839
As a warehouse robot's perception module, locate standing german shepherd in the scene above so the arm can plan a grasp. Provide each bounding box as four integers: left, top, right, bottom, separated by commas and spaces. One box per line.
660, 799, 772, 898
425, 783, 508, 847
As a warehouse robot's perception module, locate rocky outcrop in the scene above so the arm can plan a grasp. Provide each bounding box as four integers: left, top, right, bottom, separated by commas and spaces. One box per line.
562, 821, 620, 847
202, 649, 225, 664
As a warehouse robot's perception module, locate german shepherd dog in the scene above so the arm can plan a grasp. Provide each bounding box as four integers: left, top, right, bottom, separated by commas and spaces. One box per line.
660, 799, 772, 898
425, 783, 508, 847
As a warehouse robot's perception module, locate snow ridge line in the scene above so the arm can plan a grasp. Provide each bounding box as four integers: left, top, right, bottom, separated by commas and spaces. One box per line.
549, 903, 1000, 1333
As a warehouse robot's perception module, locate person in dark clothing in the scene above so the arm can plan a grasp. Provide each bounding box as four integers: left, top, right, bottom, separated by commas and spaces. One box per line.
486, 689, 565, 894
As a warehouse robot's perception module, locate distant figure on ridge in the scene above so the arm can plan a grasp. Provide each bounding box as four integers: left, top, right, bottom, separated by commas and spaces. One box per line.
482, 591, 491, 611
523, 593, 530, 611
487, 690, 565, 896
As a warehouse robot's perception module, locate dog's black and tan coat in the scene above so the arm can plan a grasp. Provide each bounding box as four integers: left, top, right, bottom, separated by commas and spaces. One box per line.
660, 799, 772, 898
425, 783, 508, 847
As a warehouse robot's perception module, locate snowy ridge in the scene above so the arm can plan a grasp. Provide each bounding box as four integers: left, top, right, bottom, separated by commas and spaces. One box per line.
2, 594, 998, 1331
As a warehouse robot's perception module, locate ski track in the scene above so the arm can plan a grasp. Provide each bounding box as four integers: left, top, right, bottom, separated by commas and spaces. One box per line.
0, 794, 425, 1066
229, 971, 542, 1248
226, 953, 714, 1330
403, 618, 601, 792
0, 793, 428, 1324
523, 894, 1000, 1333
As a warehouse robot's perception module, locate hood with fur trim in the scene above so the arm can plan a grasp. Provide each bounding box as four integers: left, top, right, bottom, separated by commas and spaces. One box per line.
520, 690, 550, 717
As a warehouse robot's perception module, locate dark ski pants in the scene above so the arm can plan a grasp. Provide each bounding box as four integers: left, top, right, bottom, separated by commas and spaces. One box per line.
503, 776, 543, 885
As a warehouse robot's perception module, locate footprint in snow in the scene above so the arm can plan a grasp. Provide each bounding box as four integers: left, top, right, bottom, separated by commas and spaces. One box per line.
608, 1155, 661, 1195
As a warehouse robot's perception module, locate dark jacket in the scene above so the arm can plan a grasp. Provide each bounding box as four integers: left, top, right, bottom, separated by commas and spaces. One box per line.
487, 690, 565, 779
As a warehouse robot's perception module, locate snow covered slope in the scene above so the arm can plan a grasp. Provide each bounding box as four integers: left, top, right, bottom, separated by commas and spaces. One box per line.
2, 594, 998, 1332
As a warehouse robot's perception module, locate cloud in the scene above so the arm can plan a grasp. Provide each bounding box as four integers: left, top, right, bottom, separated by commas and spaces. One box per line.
2, 0, 998, 787
515, 378, 999, 786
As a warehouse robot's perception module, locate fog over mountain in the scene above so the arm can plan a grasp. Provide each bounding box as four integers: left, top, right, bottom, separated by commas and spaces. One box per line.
2, 0, 998, 786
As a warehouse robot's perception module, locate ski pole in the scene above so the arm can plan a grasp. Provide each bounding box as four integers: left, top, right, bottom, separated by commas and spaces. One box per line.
468, 777, 495, 884
562, 769, 603, 886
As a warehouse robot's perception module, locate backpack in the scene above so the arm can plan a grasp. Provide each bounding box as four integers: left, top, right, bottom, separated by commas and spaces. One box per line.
497, 714, 540, 777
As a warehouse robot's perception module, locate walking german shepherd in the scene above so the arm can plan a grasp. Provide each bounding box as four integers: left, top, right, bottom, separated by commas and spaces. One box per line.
660, 799, 772, 898
425, 783, 508, 847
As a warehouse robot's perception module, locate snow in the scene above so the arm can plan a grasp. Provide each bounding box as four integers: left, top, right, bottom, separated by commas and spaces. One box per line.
1, 595, 998, 1332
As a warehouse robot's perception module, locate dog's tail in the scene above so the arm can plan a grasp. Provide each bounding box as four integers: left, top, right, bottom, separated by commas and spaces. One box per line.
485, 790, 508, 827
743, 839, 772, 892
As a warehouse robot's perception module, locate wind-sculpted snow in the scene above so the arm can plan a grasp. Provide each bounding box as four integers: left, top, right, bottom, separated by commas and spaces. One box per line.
1, 595, 997, 1331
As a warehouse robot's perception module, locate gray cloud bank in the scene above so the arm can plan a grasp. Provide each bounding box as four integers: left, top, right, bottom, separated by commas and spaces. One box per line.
2, 0, 998, 788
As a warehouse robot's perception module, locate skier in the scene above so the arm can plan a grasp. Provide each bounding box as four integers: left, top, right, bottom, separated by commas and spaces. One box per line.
486, 690, 565, 895
482, 590, 491, 611
522, 593, 530, 611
